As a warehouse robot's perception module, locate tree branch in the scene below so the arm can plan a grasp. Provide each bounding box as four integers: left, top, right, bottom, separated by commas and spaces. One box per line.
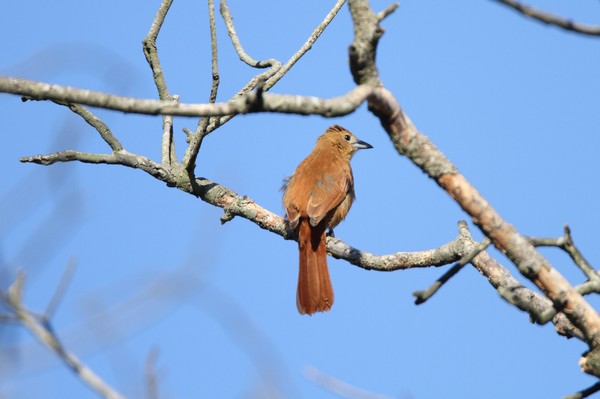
529, 225, 598, 282
191, 177, 472, 272
413, 237, 491, 304
347, 0, 600, 368
20, 149, 170, 182
143, 0, 178, 167
143, 0, 174, 100
1, 76, 376, 117
220, 0, 281, 69
57, 102, 124, 152
492, 0, 600, 36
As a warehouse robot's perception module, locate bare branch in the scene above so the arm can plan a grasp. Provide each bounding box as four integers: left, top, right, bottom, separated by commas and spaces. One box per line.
375, 82, 600, 345
57, 102, 124, 152
207, 0, 220, 105
0, 77, 377, 118
143, 0, 174, 99
347, 0, 600, 358
444, 223, 585, 341
181, 0, 222, 174
376, 3, 399, 23
161, 97, 178, 167
20, 149, 170, 182
326, 231, 466, 271
492, 0, 600, 36
529, 225, 598, 281
142, 0, 180, 168
413, 237, 491, 304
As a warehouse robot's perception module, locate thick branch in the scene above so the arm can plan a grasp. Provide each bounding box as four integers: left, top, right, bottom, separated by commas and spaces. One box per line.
347, 0, 600, 356
492, 0, 600, 36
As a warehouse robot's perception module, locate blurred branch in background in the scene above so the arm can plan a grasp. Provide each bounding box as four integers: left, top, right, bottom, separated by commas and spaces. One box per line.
1, 272, 125, 399
0, 229, 292, 398
305, 366, 393, 399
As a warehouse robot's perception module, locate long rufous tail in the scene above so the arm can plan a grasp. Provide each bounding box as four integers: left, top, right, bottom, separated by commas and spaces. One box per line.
297, 218, 334, 315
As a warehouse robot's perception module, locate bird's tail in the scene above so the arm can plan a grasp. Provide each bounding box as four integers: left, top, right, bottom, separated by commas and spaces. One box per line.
297, 218, 334, 315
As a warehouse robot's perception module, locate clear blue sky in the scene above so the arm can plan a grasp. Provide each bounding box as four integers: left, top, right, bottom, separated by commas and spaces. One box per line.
1, 1, 600, 398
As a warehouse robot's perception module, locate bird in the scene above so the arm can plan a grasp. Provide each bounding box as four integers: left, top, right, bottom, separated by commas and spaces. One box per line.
282, 125, 372, 315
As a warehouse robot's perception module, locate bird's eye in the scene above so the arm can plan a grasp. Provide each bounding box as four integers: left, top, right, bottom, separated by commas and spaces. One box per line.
344, 134, 351, 141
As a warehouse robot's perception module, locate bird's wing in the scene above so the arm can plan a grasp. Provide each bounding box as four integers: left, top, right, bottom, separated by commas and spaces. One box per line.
306, 169, 351, 227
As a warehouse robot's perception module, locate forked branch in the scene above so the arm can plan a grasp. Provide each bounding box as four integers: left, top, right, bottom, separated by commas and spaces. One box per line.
346, 0, 600, 376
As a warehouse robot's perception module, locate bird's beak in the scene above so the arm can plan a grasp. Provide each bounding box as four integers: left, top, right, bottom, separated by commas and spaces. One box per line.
354, 139, 373, 150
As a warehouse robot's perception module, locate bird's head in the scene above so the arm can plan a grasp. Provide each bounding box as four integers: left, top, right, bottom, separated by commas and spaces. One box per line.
318, 125, 373, 158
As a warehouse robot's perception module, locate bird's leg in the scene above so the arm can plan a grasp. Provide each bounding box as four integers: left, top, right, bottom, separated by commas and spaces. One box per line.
326, 228, 335, 238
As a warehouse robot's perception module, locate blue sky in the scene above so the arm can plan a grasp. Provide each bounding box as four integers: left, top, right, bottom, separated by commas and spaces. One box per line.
1, 1, 600, 398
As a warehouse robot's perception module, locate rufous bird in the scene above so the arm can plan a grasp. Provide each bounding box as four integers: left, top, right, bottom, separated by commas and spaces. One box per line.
283, 125, 372, 315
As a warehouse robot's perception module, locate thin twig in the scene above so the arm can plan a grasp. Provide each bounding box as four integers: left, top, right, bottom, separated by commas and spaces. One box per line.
143, 0, 174, 99
56, 102, 124, 152
207, 0, 220, 105
21, 149, 170, 182
182, 0, 284, 172
413, 238, 492, 304
161, 96, 178, 167
376, 3, 399, 22
220, 0, 280, 69
182, 0, 222, 173
143, 0, 179, 167
443, 222, 585, 340
264, 0, 347, 90
529, 225, 598, 281
492, 0, 600, 36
